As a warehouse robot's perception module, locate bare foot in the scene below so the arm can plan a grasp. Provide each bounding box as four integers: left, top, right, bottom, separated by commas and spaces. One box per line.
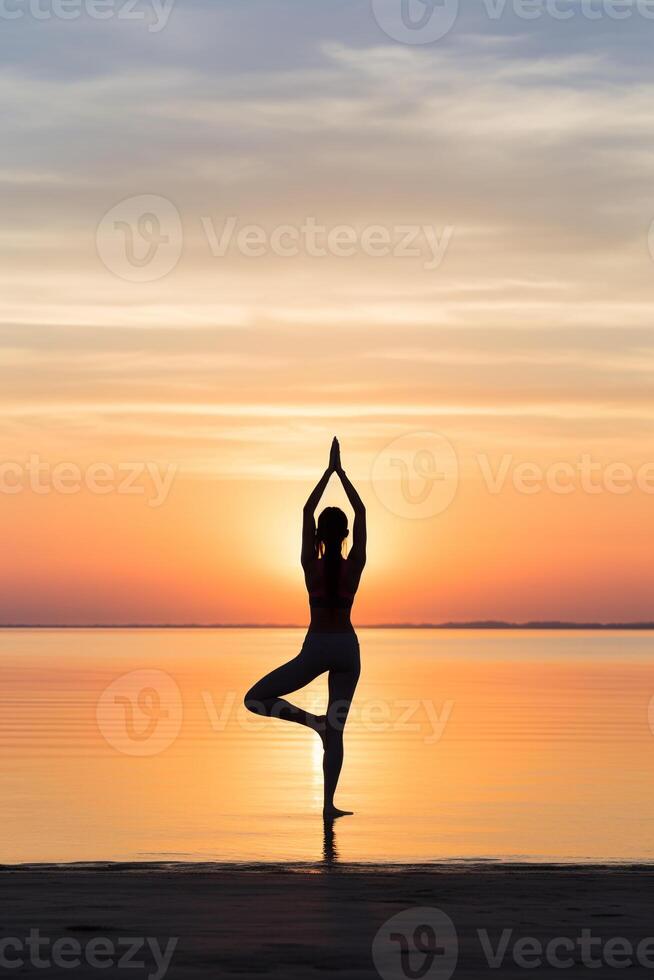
323, 806, 353, 819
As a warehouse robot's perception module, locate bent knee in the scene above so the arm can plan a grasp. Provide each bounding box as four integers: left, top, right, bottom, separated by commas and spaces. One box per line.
244, 687, 267, 714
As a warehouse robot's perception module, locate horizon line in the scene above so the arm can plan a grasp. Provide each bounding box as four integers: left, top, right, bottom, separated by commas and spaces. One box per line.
1, 621, 653, 630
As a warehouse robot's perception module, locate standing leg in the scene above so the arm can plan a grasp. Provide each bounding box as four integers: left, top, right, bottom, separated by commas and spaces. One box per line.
244, 651, 325, 734
323, 667, 359, 818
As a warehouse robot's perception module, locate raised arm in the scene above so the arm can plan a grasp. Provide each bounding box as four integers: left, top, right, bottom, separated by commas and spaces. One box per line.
335, 454, 366, 568
301, 466, 332, 568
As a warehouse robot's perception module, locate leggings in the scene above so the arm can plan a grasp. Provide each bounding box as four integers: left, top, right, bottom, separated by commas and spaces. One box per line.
244, 632, 360, 807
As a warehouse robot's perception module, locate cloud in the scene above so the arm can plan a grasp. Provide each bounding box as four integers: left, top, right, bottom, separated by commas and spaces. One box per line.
2, 4, 654, 481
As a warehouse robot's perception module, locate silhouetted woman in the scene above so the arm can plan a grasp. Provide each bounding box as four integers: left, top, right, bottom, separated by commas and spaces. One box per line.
245, 438, 366, 819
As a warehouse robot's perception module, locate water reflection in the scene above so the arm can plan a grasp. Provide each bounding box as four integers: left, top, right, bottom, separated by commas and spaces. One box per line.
322, 817, 339, 867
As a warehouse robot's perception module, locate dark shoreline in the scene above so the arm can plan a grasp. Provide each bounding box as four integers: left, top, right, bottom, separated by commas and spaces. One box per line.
3, 864, 654, 978
3, 860, 654, 873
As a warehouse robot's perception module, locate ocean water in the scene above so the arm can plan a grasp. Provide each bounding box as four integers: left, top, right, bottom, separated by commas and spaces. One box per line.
1, 628, 653, 865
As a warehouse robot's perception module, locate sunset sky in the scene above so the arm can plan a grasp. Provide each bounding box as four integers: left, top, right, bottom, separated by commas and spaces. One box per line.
2, 0, 654, 624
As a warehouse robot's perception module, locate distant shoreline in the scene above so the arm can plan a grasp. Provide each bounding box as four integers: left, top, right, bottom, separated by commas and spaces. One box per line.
1, 621, 653, 630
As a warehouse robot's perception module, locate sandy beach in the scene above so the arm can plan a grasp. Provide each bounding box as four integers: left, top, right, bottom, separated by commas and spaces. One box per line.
2, 864, 653, 978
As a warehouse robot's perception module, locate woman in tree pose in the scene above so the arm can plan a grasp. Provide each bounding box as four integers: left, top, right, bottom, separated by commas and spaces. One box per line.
245, 438, 366, 819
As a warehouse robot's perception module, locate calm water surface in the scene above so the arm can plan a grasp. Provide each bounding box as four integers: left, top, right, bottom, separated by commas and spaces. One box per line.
1, 628, 653, 864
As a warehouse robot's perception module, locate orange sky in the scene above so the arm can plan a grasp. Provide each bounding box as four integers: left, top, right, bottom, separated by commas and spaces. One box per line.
1, 456, 652, 624
2, 6, 654, 624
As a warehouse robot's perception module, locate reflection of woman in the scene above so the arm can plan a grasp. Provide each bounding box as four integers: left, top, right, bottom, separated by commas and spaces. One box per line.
245, 438, 366, 818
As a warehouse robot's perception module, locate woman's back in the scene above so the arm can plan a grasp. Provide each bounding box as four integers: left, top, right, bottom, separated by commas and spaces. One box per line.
304, 555, 362, 633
